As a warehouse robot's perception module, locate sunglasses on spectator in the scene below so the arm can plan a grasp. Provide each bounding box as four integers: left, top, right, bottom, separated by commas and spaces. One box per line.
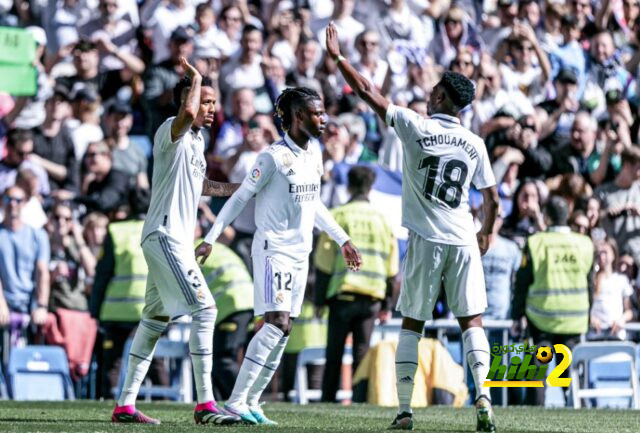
2, 196, 24, 205
55, 214, 72, 222
360, 40, 379, 47
514, 44, 535, 52
572, 223, 589, 234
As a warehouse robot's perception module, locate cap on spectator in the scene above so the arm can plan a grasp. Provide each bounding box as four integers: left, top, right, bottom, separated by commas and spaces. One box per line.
71, 86, 99, 103
497, 0, 516, 6
277, 0, 294, 13
337, 113, 367, 143
53, 84, 71, 101
26, 26, 47, 46
194, 45, 221, 59
107, 101, 132, 115
555, 67, 578, 84
561, 14, 580, 28
74, 39, 98, 52
170, 26, 192, 43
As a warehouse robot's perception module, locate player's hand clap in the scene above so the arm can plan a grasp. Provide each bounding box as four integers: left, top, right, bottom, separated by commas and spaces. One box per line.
326, 22, 341, 60
195, 241, 213, 264
180, 56, 201, 80
341, 240, 362, 271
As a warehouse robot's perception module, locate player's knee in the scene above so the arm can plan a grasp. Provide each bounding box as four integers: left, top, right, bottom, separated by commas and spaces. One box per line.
265, 313, 290, 335
193, 306, 217, 323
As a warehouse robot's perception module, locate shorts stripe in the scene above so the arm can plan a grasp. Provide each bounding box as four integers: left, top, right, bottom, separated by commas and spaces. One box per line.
159, 236, 197, 305
264, 257, 272, 304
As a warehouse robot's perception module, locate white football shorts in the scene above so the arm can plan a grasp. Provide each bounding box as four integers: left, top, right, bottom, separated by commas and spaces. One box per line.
252, 252, 308, 318
397, 231, 487, 321
141, 233, 215, 319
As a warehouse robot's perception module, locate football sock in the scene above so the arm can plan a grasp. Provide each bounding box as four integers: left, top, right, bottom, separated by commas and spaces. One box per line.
247, 334, 289, 409
395, 329, 421, 414
227, 323, 284, 408
462, 326, 491, 400
118, 319, 167, 406
190, 307, 217, 404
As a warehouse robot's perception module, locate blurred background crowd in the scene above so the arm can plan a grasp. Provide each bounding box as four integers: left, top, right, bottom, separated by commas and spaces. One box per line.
1, 0, 640, 405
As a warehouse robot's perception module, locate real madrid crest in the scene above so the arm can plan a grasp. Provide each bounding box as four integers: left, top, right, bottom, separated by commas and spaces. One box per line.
275, 291, 285, 304
281, 153, 293, 168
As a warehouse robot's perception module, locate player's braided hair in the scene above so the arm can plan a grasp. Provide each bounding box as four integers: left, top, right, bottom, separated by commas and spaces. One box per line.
173, 75, 214, 109
274, 87, 321, 132
439, 71, 475, 109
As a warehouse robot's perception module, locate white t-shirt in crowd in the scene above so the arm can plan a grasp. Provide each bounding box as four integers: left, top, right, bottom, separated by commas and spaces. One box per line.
591, 272, 632, 338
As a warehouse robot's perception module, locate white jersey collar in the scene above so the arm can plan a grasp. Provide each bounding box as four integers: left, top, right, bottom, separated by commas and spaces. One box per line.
283, 133, 309, 155
430, 113, 460, 124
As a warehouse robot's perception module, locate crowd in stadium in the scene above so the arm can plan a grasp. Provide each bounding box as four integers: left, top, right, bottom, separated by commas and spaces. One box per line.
1, 0, 640, 405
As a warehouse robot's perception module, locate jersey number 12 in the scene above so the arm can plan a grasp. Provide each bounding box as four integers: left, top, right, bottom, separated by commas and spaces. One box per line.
419, 156, 468, 209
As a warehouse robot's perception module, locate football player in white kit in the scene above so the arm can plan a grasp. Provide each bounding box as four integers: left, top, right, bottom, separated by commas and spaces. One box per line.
327, 24, 500, 432
112, 58, 241, 425
195, 87, 363, 425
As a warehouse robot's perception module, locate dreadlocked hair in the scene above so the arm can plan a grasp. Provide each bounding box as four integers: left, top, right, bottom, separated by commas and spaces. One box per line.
173, 75, 215, 109
439, 71, 475, 109
274, 87, 321, 131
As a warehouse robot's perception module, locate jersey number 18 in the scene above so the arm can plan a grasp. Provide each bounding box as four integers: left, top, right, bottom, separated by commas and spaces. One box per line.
419, 156, 468, 209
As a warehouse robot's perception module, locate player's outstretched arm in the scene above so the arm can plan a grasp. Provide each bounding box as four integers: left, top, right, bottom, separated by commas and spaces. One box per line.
325, 23, 389, 122
202, 179, 240, 197
315, 201, 362, 271
477, 185, 500, 255
171, 57, 202, 142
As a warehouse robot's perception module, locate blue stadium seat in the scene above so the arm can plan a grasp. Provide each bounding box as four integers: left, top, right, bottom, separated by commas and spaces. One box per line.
569, 342, 639, 409
445, 340, 463, 365
291, 346, 352, 404
8, 346, 75, 400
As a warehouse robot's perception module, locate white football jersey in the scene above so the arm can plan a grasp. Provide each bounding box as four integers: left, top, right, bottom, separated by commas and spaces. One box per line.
386, 105, 496, 246
142, 117, 206, 244
244, 134, 327, 260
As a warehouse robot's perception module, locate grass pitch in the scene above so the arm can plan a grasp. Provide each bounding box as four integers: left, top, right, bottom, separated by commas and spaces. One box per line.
0, 401, 637, 433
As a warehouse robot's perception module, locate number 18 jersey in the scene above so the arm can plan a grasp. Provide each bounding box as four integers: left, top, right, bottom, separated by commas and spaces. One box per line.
385, 105, 496, 246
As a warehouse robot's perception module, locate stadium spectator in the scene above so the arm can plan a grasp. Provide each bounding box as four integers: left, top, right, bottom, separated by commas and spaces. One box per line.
66, 86, 104, 161
500, 179, 547, 248
30, 90, 79, 193
481, 0, 518, 53
338, 113, 377, 164
47, 202, 95, 312
82, 211, 109, 259
589, 237, 634, 340
595, 146, 640, 265
549, 15, 586, 97
353, 30, 387, 92
103, 102, 148, 189
142, 26, 193, 137
144, 0, 195, 65
0, 185, 50, 328
216, 5, 244, 58
285, 37, 322, 94
79, 0, 144, 74
312, 0, 364, 55
267, 3, 302, 73
15, 168, 47, 229
0, 129, 49, 197
219, 24, 264, 114
77, 140, 132, 215
432, 7, 482, 70
314, 166, 398, 403
512, 195, 593, 406
214, 88, 256, 160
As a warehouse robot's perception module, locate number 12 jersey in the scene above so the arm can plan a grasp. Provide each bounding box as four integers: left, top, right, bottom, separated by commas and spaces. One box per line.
385, 105, 496, 246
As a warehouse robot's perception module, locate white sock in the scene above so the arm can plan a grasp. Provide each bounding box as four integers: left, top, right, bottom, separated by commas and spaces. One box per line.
190, 307, 217, 404
227, 323, 284, 408
247, 335, 288, 409
118, 319, 167, 406
462, 326, 491, 400
395, 329, 421, 414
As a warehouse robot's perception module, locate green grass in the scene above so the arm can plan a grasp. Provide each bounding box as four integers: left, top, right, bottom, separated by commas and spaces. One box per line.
0, 401, 637, 433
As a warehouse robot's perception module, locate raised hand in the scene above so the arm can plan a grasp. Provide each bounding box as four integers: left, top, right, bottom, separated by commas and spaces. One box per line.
180, 56, 201, 80
325, 22, 341, 60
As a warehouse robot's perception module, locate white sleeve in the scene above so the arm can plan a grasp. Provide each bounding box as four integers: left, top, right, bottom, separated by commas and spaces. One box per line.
243, 151, 277, 194
314, 201, 350, 247
472, 139, 497, 189
154, 117, 180, 152
203, 183, 254, 244
385, 104, 423, 144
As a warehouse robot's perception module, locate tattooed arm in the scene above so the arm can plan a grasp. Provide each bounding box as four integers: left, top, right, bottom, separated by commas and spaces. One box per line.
202, 179, 241, 197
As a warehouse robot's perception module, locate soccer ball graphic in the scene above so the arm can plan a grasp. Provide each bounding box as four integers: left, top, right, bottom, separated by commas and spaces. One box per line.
536, 346, 553, 364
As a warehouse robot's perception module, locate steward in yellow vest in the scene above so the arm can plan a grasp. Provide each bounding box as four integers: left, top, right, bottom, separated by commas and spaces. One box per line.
199, 240, 254, 400
512, 195, 593, 406
313, 166, 399, 403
